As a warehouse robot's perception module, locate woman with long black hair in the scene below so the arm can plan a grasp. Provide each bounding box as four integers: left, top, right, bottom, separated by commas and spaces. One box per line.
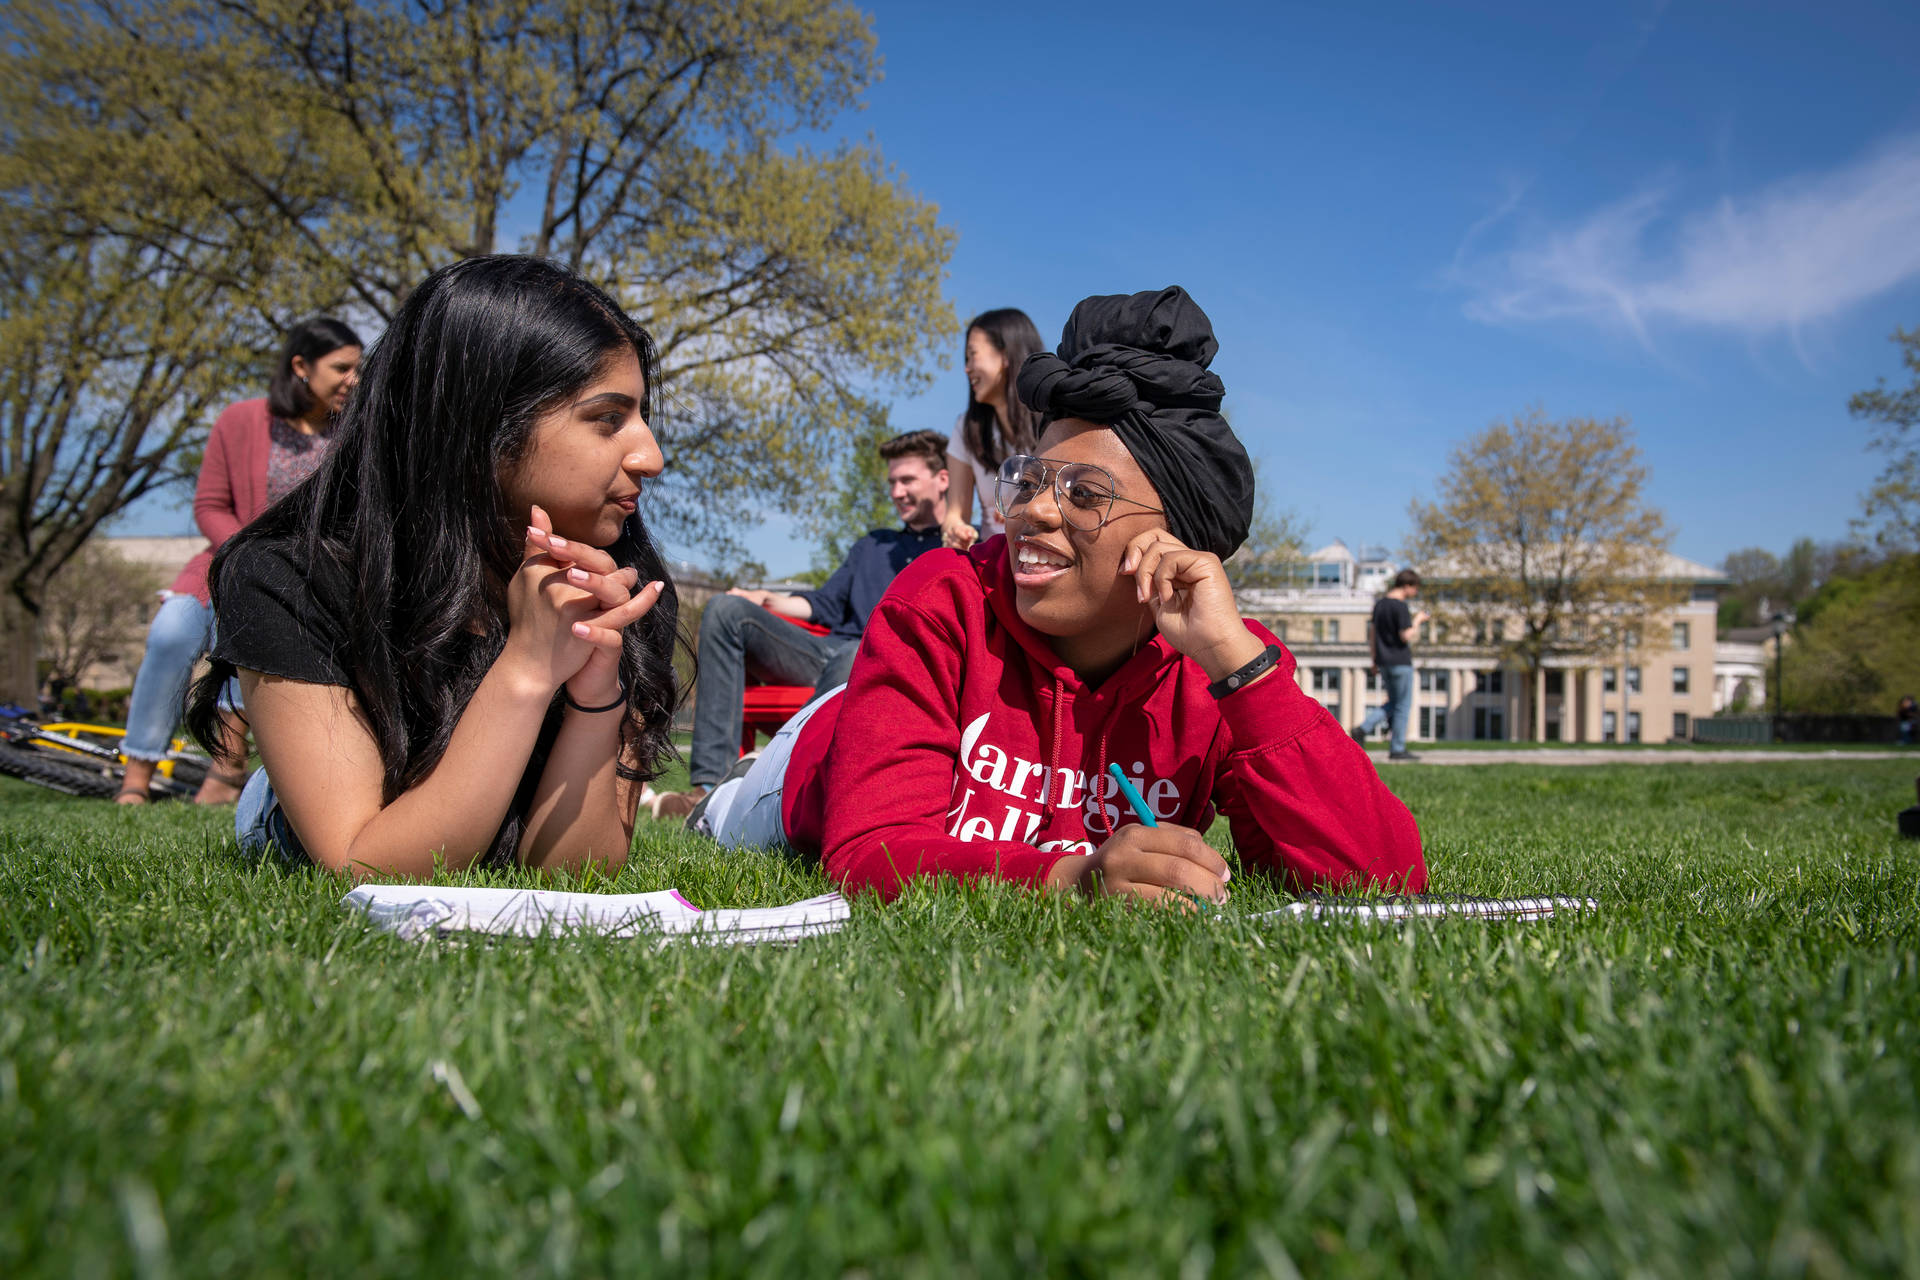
187, 256, 682, 877
117, 317, 362, 804
941, 307, 1044, 550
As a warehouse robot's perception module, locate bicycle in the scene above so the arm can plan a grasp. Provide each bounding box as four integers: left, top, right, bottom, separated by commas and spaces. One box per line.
0, 708, 212, 800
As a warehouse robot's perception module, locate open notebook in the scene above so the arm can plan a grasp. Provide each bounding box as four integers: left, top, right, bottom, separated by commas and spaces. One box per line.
1258, 895, 1597, 922
342, 884, 850, 945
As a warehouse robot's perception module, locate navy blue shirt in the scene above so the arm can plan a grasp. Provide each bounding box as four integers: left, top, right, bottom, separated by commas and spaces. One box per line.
797, 524, 944, 640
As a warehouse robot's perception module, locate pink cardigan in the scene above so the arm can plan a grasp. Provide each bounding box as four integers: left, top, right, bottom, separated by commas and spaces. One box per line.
170, 398, 274, 602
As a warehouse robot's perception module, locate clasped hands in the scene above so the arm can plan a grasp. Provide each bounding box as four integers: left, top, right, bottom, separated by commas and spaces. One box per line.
505, 505, 663, 705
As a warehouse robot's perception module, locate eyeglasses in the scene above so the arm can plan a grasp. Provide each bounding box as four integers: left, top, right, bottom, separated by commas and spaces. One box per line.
994, 454, 1165, 532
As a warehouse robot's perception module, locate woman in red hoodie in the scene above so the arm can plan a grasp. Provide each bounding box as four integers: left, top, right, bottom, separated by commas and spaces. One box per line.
692, 287, 1426, 904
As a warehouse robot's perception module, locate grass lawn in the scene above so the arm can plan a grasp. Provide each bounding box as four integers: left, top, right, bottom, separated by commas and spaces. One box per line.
3, 760, 1918, 1276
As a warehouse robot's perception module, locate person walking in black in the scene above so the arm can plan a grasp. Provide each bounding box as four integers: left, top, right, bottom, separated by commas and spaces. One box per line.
1352, 568, 1429, 761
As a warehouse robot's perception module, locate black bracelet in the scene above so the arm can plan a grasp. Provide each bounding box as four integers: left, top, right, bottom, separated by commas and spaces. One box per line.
1207, 644, 1282, 700
562, 683, 628, 715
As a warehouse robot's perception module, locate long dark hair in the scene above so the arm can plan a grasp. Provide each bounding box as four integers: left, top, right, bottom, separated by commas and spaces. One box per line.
961, 308, 1044, 472
265, 316, 364, 419
189, 256, 683, 856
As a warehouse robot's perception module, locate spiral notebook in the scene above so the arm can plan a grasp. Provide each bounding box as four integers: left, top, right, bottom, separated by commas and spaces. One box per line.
342, 884, 850, 945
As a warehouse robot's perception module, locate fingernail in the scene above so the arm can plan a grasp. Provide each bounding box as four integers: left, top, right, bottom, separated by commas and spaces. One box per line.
648, 580, 665, 593
568, 567, 588, 583
1221, 867, 1231, 883
526, 526, 541, 540
549, 534, 567, 547
572, 622, 591, 638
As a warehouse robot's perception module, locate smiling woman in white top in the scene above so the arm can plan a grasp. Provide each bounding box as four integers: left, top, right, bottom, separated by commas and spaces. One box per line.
942, 307, 1044, 550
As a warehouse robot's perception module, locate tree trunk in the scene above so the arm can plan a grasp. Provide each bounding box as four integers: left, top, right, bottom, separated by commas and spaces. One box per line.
0, 585, 41, 708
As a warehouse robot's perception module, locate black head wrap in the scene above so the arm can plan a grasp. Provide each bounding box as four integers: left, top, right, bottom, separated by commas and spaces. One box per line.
1016, 286, 1254, 559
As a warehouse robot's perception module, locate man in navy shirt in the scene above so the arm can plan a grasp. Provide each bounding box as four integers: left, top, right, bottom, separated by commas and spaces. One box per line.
653, 430, 949, 818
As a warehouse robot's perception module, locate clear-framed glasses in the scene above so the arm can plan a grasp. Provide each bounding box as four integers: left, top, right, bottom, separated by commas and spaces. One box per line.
994, 454, 1165, 532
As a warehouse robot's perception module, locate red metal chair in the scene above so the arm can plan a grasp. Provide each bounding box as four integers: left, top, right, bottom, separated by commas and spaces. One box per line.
738, 611, 832, 755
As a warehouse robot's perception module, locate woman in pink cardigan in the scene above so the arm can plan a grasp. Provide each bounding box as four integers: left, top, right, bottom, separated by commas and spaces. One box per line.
118, 318, 363, 803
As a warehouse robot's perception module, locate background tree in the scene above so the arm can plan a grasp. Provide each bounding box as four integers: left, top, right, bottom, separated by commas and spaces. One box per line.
1851, 326, 1920, 553
0, 0, 955, 702
69, 0, 956, 557
1223, 462, 1311, 591
37, 542, 164, 690
795, 407, 900, 588
1778, 554, 1920, 715
1407, 411, 1679, 738
1716, 538, 1872, 632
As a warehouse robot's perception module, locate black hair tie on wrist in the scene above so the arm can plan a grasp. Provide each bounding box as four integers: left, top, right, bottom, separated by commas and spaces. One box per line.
1207, 644, 1281, 700
563, 683, 628, 715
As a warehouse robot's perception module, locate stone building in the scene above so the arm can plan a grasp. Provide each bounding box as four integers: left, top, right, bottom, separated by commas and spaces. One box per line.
1238, 539, 1738, 744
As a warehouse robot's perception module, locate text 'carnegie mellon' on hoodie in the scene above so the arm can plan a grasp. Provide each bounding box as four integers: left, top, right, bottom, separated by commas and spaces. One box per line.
780, 537, 1428, 901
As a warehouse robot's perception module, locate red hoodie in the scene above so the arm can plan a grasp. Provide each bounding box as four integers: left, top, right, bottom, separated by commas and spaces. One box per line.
781, 538, 1427, 901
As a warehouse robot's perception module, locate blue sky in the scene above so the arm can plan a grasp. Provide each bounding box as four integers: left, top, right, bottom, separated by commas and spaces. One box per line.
123, 0, 1920, 576
790, 0, 1920, 574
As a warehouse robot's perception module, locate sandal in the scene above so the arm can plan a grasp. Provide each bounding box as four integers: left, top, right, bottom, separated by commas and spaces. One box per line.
114, 787, 151, 805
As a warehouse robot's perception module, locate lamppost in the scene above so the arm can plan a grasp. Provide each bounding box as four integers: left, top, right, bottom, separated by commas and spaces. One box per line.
1770, 611, 1790, 741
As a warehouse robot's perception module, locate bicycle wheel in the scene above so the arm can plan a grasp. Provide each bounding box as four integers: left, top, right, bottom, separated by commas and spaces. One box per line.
0, 742, 120, 798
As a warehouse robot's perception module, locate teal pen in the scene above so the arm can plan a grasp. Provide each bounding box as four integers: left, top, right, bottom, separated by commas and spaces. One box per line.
1108, 763, 1158, 827
1109, 763, 1225, 909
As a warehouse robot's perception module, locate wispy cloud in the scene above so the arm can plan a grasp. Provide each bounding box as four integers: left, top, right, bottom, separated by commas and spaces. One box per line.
1451, 134, 1920, 347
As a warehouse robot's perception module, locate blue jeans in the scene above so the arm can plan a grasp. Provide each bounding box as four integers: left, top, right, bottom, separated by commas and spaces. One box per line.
687, 594, 857, 788
1358, 664, 1416, 754
236, 768, 309, 865
694, 687, 841, 853
122, 594, 239, 761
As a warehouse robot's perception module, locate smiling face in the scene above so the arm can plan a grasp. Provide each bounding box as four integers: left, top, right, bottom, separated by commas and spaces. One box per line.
1005, 418, 1168, 676
887, 454, 949, 529
964, 327, 1009, 407
290, 344, 362, 419
500, 346, 663, 547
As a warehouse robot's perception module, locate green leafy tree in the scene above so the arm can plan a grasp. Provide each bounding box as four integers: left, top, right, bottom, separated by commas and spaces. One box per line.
1851, 326, 1920, 553
1780, 554, 1920, 714
0, 0, 955, 701
1408, 411, 1680, 738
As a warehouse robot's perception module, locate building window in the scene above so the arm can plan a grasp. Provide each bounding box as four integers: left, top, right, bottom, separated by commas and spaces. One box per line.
1312, 619, 1323, 643
1419, 621, 1433, 644
1420, 706, 1449, 739
1419, 669, 1451, 693
1476, 669, 1503, 695
1328, 620, 1340, 643
1545, 670, 1564, 696
1492, 619, 1506, 643
1311, 667, 1340, 693
1602, 667, 1617, 693
1626, 666, 1641, 694
1472, 707, 1505, 740
1673, 621, 1690, 650
1672, 666, 1689, 694
1365, 668, 1381, 692
1314, 562, 1342, 587
1673, 711, 1690, 740
1627, 711, 1641, 743
1272, 620, 1287, 642
1474, 620, 1487, 645
1545, 719, 1561, 742
1602, 710, 1617, 743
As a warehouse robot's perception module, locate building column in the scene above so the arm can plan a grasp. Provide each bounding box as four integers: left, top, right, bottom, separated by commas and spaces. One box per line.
1534, 666, 1547, 742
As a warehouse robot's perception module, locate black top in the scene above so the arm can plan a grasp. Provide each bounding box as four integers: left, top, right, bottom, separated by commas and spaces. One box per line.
796, 524, 944, 640
1371, 595, 1414, 668
211, 534, 556, 867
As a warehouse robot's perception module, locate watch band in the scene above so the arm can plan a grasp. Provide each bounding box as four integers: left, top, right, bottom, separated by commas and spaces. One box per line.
1207, 643, 1282, 700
